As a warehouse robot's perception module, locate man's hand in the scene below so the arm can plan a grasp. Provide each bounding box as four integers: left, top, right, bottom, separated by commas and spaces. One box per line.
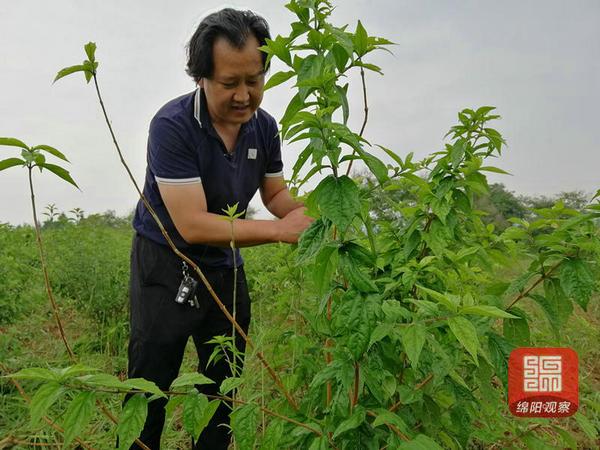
276, 206, 314, 243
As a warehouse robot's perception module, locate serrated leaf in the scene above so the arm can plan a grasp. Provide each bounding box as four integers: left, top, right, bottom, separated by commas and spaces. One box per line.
57, 364, 100, 381
8, 367, 58, 381
400, 323, 426, 369
361, 150, 389, 184
488, 332, 513, 390
560, 258, 595, 310
340, 250, 377, 293
78, 373, 126, 390
332, 406, 366, 439
37, 162, 79, 188
170, 372, 214, 389
0, 137, 28, 149
30, 382, 64, 427
530, 279, 573, 338
31, 145, 69, 162
261, 418, 284, 450
62, 391, 96, 447
0, 157, 25, 171
417, 285, 458, 312
447, 316, 480, 365
123, 378, 166, 398
503, 307, 531, 346
183, 391, 209, 440
117, 394, 148, 449
264, 70, 295, 91
53, 64, 86, 83
312, 244, 338, 295
460, 305, 518, 318
353, 21, 368, 56
231, 403, 259, 450
297, 218, 330, 263
315, 175, 361, 232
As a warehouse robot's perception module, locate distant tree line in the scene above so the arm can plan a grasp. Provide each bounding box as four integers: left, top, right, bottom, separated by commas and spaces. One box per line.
357, 170, 592, 233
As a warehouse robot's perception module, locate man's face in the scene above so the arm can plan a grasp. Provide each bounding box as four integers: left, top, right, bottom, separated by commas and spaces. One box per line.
200, 35, 265, 128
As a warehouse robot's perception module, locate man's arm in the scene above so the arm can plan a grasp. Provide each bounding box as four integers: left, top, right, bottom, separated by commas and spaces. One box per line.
260, 175, 303, 219
158, 181, 311, 246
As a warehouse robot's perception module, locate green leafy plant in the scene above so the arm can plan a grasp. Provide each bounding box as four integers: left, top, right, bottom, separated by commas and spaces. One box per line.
0, 137, 78, 359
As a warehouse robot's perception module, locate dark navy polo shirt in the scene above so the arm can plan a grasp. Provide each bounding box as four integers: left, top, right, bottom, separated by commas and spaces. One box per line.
133, 88, 283, 268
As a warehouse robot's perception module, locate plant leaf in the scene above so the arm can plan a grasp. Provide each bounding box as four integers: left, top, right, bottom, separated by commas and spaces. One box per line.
400, 323, 426, 369
332, 405, 366, 439
297, 218, 330, 263
502, 307, 531, 346
316, 175, 360, 232
123, 378, 166, 398
183, 391, 209, 441
231, 403, 259, 450
264, 70, 295, 91
116, 394, 148, 449
7, 367, 59, 381
560, 258, 595, 310
170, 372, 214, 389
460, 305, 518, 318
30, 382, 64, 427
37, 162, 79, 188
0, 157, 25, 171
84, 42, 97, 62
62, 391, 96, 447
31, 145, 69, 162
447, 316, 480, 365
353, 21, 368, 56
219, 376, 243, 394
0, 137, 28, 149
53, 64, 86, 83
78, 373, 126, 390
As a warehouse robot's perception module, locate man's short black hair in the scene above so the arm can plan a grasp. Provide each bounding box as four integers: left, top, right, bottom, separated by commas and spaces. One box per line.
186, 8, 271, 83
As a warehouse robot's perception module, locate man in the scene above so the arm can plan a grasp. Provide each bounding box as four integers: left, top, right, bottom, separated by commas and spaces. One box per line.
129, 8, 312, 449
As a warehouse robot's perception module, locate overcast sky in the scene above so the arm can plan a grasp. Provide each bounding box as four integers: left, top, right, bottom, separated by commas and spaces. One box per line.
1, 0, 598, 225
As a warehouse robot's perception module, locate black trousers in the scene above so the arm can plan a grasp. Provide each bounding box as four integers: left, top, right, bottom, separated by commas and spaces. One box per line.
127, 234, 251, 450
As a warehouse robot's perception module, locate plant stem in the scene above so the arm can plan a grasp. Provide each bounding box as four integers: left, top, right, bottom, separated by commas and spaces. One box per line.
27, 167, 75, 361
91, 74, 298, 410
505, 261, 562, 310
345, 61, 369, 177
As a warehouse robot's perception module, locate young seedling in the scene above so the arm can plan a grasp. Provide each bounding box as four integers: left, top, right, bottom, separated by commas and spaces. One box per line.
0, 137, 77, 359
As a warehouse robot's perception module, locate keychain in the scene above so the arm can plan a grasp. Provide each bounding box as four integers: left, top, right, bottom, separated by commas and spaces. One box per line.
174, 261, 200, 308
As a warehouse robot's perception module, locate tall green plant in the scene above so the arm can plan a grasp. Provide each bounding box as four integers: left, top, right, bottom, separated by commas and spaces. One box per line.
0, 137, 78, 359
249, 1, 600, 448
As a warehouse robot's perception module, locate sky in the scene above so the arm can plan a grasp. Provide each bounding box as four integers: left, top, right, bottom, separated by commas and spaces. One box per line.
1, 0, 599, 225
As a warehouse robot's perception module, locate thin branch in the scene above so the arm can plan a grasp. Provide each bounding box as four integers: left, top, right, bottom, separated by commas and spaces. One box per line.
91, 74, 297, 410
505, 261, 562, 310
345, 61, 369, 177
27, 167, 75, 360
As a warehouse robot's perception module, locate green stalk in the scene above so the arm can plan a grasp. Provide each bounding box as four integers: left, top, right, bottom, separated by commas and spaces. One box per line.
27, 166, 75, 361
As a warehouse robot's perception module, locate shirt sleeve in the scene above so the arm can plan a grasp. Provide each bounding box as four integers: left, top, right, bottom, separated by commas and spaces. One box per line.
148, 116, 201, 185
264, 116, 284, 178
